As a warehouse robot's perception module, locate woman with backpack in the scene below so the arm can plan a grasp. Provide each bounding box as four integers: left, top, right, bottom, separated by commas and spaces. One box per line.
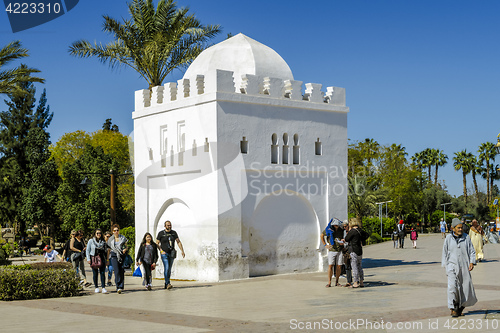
70, 230, 91, 287
410, 227, 418, 249
86, 228, 109, 294
136, 232, 159, 290
344, 219, 369, 288
107, 224, 128, 294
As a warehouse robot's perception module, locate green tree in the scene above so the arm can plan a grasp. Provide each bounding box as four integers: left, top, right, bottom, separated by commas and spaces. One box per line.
56, 144, 131, 235
0, 41, 44, 95
0, 81, 53, 235
50, 130, 91, 177
454, 150, 474, 207
102, 118, 119, 132
348, 175, 381, 224
20, 127, 60, 247
69, 0, 221, 89
52, 125, 133, 217
478, 142, 496, 203
434, 149, 448, 185
378, 144, 419, 220
469, 154, 480, 199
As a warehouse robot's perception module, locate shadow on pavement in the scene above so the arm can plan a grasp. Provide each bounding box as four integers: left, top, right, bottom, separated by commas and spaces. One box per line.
362, 258, 440, 269
364, 280, 396, 287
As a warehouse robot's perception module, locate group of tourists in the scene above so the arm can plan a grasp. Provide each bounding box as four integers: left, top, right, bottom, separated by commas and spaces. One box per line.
391, 220, 419, 249
321, 218, 369, 289
321, 215, 480, 318
45, 220, 185, 294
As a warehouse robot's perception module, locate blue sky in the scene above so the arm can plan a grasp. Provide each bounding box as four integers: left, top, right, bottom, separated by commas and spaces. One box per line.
1, 0, 499, 198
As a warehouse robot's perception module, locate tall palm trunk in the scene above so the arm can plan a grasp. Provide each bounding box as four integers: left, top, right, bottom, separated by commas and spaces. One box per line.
462, 170, 467, 207
486, 160, 491, 203
435, 166, 439, 185
428, 165, 432, 182
472, 172, 479, 199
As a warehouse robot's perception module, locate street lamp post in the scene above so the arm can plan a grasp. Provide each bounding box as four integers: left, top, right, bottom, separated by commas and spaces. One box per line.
375, 200, 392, 238
441, 203, 452, 227
80, 169, 132, 229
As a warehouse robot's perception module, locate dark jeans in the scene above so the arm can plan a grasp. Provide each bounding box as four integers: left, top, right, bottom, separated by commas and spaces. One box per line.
160, 253, 175, 285
399, 234, 405, 248
142, 261, 152, 285
92, 267, 106, 288
107, 262, 114, 280
110, 254, 125, 290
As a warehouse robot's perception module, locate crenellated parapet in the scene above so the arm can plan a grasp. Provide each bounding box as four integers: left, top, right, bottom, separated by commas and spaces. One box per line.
135, 69, 346, 111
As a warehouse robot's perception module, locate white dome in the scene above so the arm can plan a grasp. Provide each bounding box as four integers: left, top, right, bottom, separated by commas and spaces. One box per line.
183, 33, 293, 80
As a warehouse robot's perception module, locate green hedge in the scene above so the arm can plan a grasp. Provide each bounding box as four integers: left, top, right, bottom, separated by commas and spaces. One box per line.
0, 262, 81, 301
367, 233, 383, 245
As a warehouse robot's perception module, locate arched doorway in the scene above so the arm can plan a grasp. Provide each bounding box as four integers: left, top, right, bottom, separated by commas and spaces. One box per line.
154, 199, 196, 279
249, 189, 319, 276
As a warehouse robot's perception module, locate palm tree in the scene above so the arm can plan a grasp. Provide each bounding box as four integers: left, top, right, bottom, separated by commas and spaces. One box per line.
0, 40, 44, 95
469, 155, 480, 199
478, 142, 496, 203
69, 0, 221, 89
348, 175, 380, 224
434, 150, 448, 185
411, 151, 426, 189
454, 150, 474, 206
419, 148, 433, 182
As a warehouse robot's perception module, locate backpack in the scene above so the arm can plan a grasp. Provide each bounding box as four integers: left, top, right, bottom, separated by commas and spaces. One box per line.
410, 230, 417, 240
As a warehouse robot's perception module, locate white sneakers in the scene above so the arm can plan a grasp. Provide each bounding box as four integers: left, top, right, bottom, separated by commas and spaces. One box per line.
95, 287, 109, 294
117, 289, 123, 294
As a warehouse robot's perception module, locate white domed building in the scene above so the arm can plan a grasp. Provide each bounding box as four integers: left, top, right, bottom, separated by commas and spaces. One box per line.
132, 33, 349, 281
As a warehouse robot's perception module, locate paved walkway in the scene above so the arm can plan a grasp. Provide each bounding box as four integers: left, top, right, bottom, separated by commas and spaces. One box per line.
2, 233, 500, 332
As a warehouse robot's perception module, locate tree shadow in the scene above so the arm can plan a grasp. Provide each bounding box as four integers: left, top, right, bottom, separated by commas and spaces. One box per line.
362, 258, 440, 269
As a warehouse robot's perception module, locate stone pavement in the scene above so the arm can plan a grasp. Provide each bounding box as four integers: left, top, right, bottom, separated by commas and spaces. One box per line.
1, 233, 500, 332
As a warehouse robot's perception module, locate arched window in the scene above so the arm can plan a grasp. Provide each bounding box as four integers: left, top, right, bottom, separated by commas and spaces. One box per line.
282, 133, 289, 164
293, 134, 300, 164
315, 138, 322, 156
241, 136, 248, 154
271, 133, 279, 164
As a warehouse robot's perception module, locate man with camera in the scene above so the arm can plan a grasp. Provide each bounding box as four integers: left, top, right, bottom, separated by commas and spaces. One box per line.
156, 220, 185, 289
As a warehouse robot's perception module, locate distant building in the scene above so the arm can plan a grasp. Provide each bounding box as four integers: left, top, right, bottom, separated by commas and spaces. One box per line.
133, 34, 348, 281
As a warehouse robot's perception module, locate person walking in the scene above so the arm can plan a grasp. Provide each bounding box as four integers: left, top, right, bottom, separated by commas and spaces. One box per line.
410, 227, 418, 249
104, 231, 114, 286
342, 220, 353, 287
391, 229, 399, 248
136, 232, 159, 290
70, 230, 91, 287
321, 218, 345, 287
86, 228, 109, 294
344, 219, 369, 288
43, 245, 62, 262
107, 224, 128, 294
440, 218, 447, 238
61, 230, 76, 262
156, 220, 185, 290
469, 219, 485, 262
397, 220, 406, 249
442, 218, 477, 317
